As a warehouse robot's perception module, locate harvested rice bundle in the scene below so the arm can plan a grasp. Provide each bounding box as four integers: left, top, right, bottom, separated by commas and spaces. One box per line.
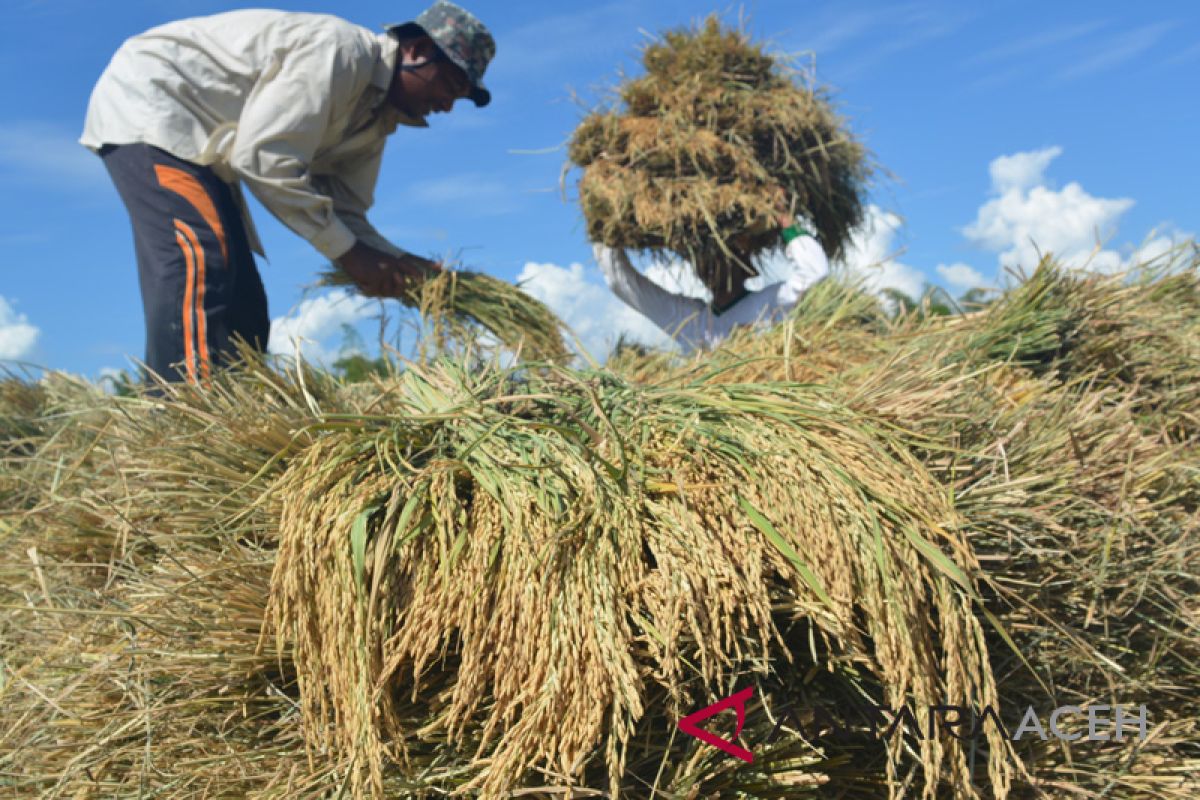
759, 270, 1200, 798
614, 248, 1199, 796
899, 371, 1199, 797
568, 16, 870, 293
950, 248, 1197, 368
0, 358, 429, 798
2, 356, 1009, 798
0, 543, 311, 798
322, 265, 571, 363
6, 248, 1198, 798
266, 358, 1012, 799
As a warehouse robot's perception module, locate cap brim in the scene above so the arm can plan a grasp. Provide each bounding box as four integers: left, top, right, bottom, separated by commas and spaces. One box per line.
469, 85, 491, 108
439, 50, 490, 107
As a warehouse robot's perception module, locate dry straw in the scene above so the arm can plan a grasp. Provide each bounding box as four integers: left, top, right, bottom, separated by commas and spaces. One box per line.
265, 359, 1009, 798
568, 16, 870, 293
612, 242, 1200, 797
3, 245, 1197, 799
2, 353, 1010, 798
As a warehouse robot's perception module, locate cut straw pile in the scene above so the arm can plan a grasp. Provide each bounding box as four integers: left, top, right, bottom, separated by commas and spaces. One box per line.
612, 243, 1200, 797
568, 16, 870, 291
2, 247, 1197, 799
0, 354, 1010, 798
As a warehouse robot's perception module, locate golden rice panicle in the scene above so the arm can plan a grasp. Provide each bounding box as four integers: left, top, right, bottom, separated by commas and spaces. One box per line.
266, 360, 1013, 798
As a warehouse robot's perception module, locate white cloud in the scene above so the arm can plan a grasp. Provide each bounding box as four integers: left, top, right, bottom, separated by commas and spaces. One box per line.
516, 260, 673, 359
963, 146, 1134, 274
96, 366, 129, 394
0, 295, 40, 360
936, 262, 987, 290
1131, 235, 1178, 266
835, 205, 926, 299
988, 146, 1063, 193
1055, 22, 1174, 81
1126, 227, 1196, 269
269, 290, 375, 366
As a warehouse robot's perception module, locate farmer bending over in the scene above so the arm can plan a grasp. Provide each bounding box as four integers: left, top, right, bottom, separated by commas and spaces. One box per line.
593, 213, 830, 354
80, 2, 495, 384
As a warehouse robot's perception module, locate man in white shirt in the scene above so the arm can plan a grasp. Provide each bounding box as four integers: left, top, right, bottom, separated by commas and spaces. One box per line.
593, 215, 831, 354
80, 2, 494, 384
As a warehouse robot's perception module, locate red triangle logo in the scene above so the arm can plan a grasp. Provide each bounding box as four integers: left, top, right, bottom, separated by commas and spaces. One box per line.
677, 685, 755, 763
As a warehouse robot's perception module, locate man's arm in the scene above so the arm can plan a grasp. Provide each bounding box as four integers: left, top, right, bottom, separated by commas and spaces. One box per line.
228, 36, 371, 261
777, 218, 830, 304
311, 140, 404, 254
313, 151, 441, 297
593, 244, 706, 345
335, 242, 439, 297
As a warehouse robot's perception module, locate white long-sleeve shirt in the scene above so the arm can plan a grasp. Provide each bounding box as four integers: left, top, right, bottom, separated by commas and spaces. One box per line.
81, 10, 426, 260
594, 235, 830, 353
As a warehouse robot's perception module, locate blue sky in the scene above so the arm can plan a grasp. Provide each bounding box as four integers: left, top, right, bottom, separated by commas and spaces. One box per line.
1, 0, 1196, 376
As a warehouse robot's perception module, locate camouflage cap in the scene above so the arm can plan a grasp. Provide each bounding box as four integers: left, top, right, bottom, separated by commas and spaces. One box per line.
386, 1, 496, 107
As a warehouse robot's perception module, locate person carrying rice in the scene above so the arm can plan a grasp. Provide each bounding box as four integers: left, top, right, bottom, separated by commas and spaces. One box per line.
593, 209, 830, 353
570, 18, 868, 356
80, 2, 495, 384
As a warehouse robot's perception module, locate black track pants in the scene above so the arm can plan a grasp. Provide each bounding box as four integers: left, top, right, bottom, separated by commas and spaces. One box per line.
101, 143, 269, 384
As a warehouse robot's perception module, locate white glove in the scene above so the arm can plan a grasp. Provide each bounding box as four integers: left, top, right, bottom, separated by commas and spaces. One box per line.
789, 214, 818, 237
780, 235, 830, 302
592, 243, 634, 283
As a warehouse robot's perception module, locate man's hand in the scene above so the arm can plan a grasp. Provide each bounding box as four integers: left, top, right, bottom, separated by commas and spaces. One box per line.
336, 242, 442, 298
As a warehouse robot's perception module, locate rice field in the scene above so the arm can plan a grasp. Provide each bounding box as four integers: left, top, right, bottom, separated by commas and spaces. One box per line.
1, 244, 1196, 798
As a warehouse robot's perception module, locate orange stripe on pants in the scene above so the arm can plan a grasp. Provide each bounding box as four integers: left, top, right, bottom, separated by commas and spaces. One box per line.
156, 165, 228, 264
174, 221, 197, 384
176, 221, 211, 382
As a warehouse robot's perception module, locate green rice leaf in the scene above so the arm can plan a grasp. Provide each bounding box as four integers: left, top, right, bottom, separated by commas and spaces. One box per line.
738, 494, 837, 614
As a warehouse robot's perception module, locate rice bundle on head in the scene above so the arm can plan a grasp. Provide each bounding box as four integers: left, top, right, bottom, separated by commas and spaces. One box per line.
568, 16, 870, 294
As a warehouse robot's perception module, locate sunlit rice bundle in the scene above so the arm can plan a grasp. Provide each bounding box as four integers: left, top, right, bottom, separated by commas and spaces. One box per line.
605, 244, 1200, 796
5, 245, 1198, 798
568, 16, 870, 293
265, 358, 1012, 799
322, 265, 571, 363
